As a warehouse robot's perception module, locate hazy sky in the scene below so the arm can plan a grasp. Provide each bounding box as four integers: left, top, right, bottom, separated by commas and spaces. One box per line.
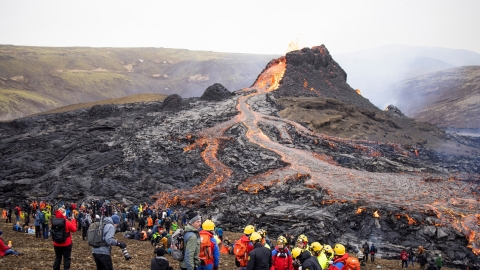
1, 0, 479, 55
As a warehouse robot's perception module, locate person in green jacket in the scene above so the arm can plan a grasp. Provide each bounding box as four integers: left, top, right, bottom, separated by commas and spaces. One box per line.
41, 208, 51, 240
171, 220, 178, 232
435, 254, 444, 270
180, 212, 201, 270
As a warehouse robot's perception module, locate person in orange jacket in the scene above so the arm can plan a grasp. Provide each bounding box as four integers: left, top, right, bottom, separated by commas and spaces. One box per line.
147, 215, 154, 229
52, 208, 77, 270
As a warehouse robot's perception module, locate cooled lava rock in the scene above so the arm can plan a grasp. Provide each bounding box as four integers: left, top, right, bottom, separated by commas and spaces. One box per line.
200, 83, 233, 101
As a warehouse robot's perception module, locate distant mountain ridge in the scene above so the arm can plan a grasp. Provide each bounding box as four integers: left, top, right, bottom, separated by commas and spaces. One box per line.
389, 66, 480, 129
333, 44, 480, 109
0, 45, 278, 121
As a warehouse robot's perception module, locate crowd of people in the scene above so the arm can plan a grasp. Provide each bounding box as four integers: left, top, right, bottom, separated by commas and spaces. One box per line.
1, 200, 477, 270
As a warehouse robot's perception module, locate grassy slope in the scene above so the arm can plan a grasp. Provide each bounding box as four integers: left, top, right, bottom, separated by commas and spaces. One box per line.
0, 46, 277, 121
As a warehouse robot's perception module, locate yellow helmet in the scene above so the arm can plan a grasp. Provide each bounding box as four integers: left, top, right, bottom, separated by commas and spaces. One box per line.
334, 243, 346, 255
297, 234, 308, 243
244, 225, 255, 235
310, 242, 323, 252
257, 229, 267, 237
202, 219, 215, 231
277, 236, 287, 244
250, 232, 262, 242
292, 247, 303, 259
323, 245, 333, 253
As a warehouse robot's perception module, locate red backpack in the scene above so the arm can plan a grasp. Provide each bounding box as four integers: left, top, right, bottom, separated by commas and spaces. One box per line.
343, 257, 361, 270
233, 239, 249, 267
198, 231, 213, 264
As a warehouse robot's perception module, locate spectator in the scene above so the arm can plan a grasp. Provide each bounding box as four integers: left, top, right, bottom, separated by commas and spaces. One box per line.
0, 230, 22, 256
435, 254, 444, 270
400, 249, 409, 268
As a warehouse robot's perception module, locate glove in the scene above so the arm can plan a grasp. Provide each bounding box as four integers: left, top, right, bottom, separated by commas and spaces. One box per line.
329, 260, 334, 265
117, 242, 127, 249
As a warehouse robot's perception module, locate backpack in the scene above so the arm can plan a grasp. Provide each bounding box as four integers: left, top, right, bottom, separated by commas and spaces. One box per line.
39, 211, 46, 224
343, 256, 361, 270
198, 232, 213, 264
171, 229, 185, 261
14, 208, 19, 215
233, 239, 249, 267
401, 252, 408, 260
51, 218, 70, 243
87, 218, 107, 247
81, 214, 90, 228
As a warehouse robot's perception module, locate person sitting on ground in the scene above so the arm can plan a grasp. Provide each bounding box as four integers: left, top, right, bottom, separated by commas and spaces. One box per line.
0, 230, 22, 256
13, 222, 22, 232
151, 247, 172, 270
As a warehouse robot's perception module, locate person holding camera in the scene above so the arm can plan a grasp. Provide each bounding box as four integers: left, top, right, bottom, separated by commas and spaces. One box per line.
92, 215, 130, 270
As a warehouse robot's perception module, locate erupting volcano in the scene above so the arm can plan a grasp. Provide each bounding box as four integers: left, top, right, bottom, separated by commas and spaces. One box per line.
1, 45, 479, 267
153, 45, 480, 262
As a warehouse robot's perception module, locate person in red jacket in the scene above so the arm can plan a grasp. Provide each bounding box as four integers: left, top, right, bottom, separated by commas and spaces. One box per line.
0, 230, 22, 256
53, 208, 77, 270
328, 244, 349, 270
271, 236, 293, 270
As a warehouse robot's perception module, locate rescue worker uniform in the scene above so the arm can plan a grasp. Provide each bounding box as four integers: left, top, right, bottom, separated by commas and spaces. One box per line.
246, 242, 272, 270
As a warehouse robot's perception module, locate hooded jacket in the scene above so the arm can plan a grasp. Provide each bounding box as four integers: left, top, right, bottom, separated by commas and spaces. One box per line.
34, 209, 41, 227
91, 217, 118, 255
150, 255, 170, 270
180, 223, 200, 270
299, 251, 321, 270
53, 210, 77, 247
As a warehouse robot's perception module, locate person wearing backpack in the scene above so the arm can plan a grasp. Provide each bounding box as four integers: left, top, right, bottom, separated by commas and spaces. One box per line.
400, 249, 409, 268
81, 210, 92, 240
328, 244, 349, 270
180, 211, 201, 270
90, 215, 128, 270
198, 219, 220, 270
271, 236, 293, 270
362, 242, 370, 262
52, 207, 77, 270
42, 208, 51, 240
234, 225, 255, 270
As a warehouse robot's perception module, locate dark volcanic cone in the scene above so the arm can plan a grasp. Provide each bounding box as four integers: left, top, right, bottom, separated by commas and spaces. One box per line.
274, 45, 378, 111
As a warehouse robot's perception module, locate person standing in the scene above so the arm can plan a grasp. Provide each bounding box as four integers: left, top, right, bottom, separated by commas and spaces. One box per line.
417, 247, 428, 270
52, 208, 77, 270
407, 246, 415, 267
362, 242, 370, 262
181, 211, 201, 270
291, 246, 321, 270
198, 219, 220, 270
435, 254, 444, 270
400, 249, 409, 268
246, 232, 272, 270
370, 243, 377, 262
42, 207, 51, 240
271, 236, 292, 270
91, 216, 128, 270
34, 208, 42, 238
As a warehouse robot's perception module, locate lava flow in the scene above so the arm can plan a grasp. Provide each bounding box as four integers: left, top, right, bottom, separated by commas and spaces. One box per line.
153, 56, 480, 254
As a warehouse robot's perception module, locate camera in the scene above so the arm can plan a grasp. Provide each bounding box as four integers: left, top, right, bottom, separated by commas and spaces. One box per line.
122, 247, 132, 260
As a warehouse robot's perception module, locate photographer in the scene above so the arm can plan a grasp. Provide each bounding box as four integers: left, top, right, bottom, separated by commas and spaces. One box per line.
92, 216, 130, 269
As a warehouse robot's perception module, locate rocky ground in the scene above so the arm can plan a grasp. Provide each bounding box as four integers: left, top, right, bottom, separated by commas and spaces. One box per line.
0, 221, 457, 270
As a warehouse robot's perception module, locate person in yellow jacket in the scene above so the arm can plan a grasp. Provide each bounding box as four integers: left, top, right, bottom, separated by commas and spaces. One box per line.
257, 229, 271, 249
310, 242, 328, 269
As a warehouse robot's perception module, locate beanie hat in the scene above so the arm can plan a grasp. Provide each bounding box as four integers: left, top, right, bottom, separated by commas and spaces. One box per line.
187, 211, 200, 224
155, 247, 166, 256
